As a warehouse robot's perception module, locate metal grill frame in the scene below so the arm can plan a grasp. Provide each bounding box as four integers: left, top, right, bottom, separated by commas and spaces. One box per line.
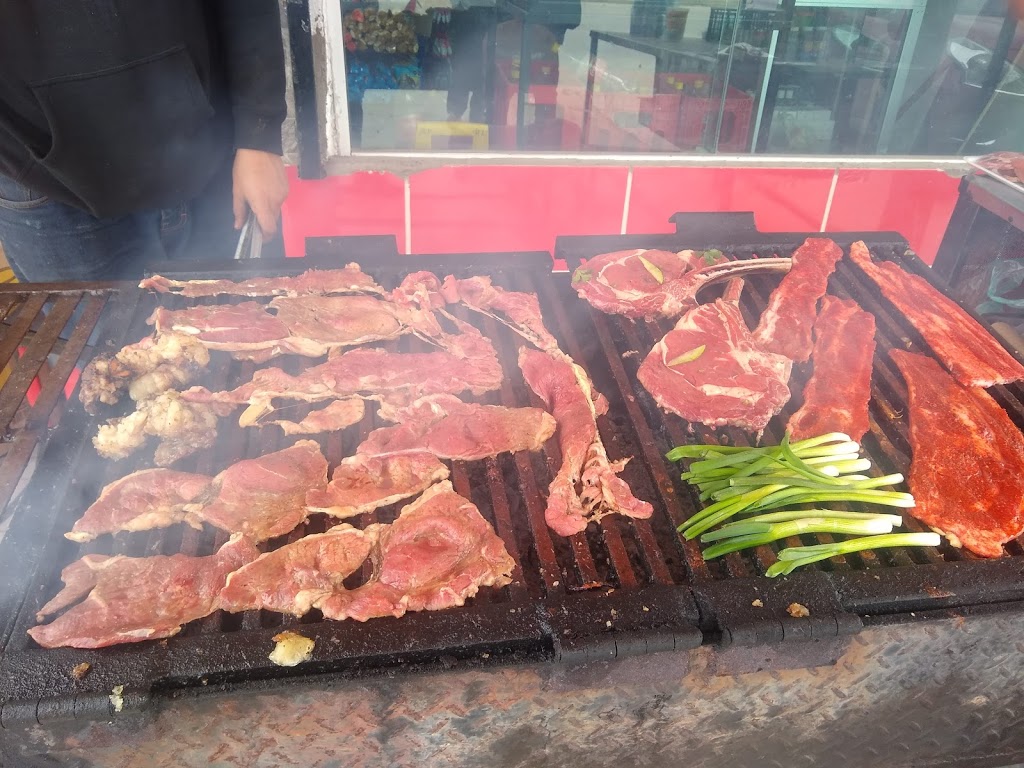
1, 222, 1023, 732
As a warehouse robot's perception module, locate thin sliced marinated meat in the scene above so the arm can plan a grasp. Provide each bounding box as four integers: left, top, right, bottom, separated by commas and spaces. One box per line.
183, 331, 503, 426
305, 453, 449, 519
266, 295, 421, 355
441, 275, 560, 351
150, 295, 436, 362
305, 396, 549, 519
359, 395, 557, 461
519, 348, 652, 536
318, 481, 514, 621
186, 440, 328, 542
150, 302, 291, 362
80, 333, 210, 413
850, 241, 1024, 386
264, 398, 366, 436
788, 296, 876, 441
219, 525, 376, 616
637, 299, 792, 433
67, 469, 212, 542
140, 264, 383, 298
753, 238, 843, 362
28, 535, 259, 649
890, 350, 1024, 557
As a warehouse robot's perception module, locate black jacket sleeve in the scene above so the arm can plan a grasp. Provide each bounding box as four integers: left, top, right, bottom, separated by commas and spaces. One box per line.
213, 0, 287, 155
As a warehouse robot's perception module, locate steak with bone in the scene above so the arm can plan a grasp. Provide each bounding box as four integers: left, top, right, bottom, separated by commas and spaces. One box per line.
787, 295, 876, 442
637, 296, 793, 433
752, 237, 843, 362
318, 481, 515, 621
140, 263, 383, 298
850, 241, 1024, 387
891, 350, 1024, 557
219, 525, 376, 616
28, 535, 259, 649
305, 395, 554, 518
519, 347, 653, 536
571, 248, 792, 319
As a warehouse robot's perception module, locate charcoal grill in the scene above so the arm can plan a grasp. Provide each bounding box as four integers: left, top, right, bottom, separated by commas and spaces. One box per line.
2, 216, 1024, 767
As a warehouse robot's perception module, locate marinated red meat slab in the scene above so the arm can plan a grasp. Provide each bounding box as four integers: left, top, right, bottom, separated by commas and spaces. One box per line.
188, 440, 328, 542
891, 350, 1024, 557
638, 299, 792, 433
219, 525, 376, 616
787, 296, 876, 442
28, 535, 259, 649
67, 469, 211, 542
571, 249, 792, 320
318, 481, 514, 621
519, 348, 652, 536
265, 398, 366, 436
305, 453, 449, 519
753, 238, 843, 362
140, 264, 383, 298
850, 241, 1024, 386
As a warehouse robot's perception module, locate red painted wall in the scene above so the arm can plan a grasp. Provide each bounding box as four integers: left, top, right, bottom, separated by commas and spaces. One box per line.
281, 165, 961, 265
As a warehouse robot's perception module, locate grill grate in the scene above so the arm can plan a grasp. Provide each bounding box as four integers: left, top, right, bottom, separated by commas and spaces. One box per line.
2, 233, 1024, 722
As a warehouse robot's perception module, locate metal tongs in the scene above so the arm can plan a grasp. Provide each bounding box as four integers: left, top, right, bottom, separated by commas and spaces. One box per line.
233, 209, 264, 260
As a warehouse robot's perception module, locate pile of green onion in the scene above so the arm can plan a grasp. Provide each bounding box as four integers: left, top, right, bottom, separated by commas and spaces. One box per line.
667, 432, 939, 577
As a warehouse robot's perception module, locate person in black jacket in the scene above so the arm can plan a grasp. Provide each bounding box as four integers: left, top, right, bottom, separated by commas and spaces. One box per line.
0, 1, 288, 281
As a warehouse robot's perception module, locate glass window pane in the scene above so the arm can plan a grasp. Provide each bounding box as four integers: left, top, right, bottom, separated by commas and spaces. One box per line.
339, 0, 1024, 156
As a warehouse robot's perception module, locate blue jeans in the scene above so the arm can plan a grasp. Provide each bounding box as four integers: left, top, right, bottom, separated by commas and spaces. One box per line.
0, 162, 238, 282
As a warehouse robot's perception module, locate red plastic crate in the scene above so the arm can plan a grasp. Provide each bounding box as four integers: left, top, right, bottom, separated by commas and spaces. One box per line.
639, 93, 682, 142
673, 75, 753, 151
492, 58, 560, 126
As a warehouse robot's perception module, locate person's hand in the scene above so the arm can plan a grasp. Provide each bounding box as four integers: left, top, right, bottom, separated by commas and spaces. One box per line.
232, 149, 289, 236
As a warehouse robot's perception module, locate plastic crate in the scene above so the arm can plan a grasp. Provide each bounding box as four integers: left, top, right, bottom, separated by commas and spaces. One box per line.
666, 74, 752, 152
638, 93, 683, 142
705, 8, 776, 45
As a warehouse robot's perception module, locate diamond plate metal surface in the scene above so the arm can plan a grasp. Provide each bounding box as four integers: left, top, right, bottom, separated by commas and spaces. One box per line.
4, 612, 1024, 768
